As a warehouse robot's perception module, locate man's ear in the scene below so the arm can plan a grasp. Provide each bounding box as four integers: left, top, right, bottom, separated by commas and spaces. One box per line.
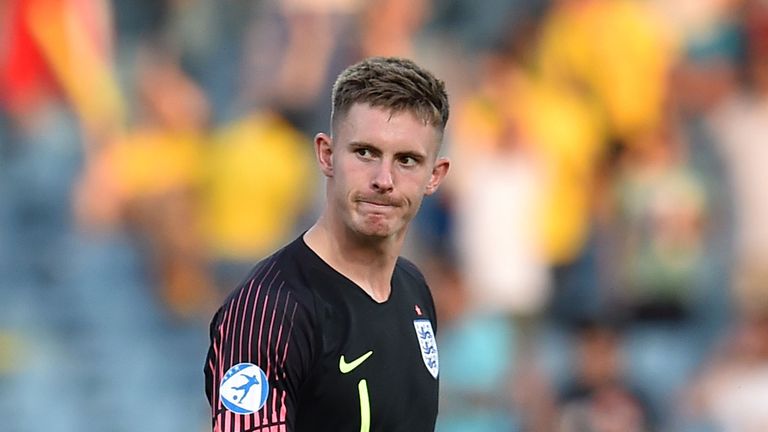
425, 157, 450, 195
315, 133, 334, 177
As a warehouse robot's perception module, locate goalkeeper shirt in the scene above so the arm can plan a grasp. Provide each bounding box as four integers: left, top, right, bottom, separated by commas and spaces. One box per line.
204, 235, 440, 431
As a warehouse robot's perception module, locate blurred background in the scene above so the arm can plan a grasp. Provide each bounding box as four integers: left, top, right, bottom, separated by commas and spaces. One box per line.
1, 0, 768, 430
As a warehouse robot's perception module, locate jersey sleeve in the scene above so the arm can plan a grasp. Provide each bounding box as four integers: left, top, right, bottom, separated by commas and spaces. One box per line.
204, 264, 316, 432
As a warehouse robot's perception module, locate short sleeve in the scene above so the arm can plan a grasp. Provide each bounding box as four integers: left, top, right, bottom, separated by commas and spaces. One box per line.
204, 267, 316, 432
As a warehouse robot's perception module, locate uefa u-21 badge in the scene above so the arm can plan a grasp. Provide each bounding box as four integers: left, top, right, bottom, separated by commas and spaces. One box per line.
413, 319, 439, 379
220, 363, 269, 414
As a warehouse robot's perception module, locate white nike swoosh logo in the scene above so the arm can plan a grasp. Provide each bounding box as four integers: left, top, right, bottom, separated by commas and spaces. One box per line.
339, 350, 373, 374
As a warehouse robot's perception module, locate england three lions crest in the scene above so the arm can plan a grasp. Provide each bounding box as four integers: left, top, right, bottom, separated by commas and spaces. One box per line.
413, 319, 439, 379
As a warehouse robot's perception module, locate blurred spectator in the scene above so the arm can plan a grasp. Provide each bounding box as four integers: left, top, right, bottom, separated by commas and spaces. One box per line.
451, 51, 552, 317
516, 75, 605, 322
708, 0, 768, 312
608, 121, 709, 322
536, 0, 673, 142
664, 0, 744, 117
601, 105, 715, 426
359, 0, 430, 58
426, 256, 523, 432
426, 0, 545, 54
200, 108, 315, 291
0, 0, 123, 142
519, 76, 603, 270
532, 0, 678, 325
558, 318, 655, 432
684, 309, 768, 431
272, 0, 358, 112
240, 0, 361, 133
75, 48, 215, 319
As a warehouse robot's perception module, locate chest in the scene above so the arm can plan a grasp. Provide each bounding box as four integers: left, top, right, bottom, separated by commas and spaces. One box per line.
297, 286, 439, 431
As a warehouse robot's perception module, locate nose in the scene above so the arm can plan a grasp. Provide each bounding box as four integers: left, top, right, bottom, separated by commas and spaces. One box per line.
371, 161, 394, 193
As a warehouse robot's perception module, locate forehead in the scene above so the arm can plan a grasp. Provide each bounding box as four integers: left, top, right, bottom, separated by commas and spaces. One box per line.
334, 104, 441, 154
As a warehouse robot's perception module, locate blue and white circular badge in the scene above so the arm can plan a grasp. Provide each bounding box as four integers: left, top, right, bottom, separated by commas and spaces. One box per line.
219, 363, 269, 415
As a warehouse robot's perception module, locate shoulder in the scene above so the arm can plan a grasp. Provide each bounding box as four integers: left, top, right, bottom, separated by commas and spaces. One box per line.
207, 239, 323, 373
395, 256, 428, 286
395, 256, 436, 315
213, 239, 319, 329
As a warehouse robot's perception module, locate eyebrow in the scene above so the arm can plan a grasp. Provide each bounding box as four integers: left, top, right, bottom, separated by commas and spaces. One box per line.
347, 141, 428, 160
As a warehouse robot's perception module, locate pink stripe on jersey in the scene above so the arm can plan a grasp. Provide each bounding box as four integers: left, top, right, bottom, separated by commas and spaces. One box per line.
266, 282, 285, 380
214, 261, 278, 432
216, 293, 239, 410
281, 303, 299, 372
272, 388, 280, 423
280, 391, 287, 422
257, 270, 280, 369
274, 292, 292, 378
253, 407, 262, 429
232, 412, 241, 431
244, 260, 276, 368
248, 278, 264, 368
211, 258, 302, 432
238, 278, 256, 364
229, 281, 248, 367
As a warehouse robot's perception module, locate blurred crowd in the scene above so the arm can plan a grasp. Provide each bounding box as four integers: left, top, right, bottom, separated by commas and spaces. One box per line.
1, 0, 767, 431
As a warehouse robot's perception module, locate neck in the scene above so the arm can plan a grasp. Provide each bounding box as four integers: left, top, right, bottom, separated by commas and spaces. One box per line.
303, 213, 404, 303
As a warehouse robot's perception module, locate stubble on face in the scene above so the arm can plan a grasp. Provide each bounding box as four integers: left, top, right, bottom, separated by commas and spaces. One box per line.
329, 104, 441, 242
351, 197, 407, 238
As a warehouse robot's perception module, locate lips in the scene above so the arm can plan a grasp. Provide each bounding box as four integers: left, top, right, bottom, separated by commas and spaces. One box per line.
356, 199, 399, 212
355, 196, 399, 207
358, 202, 393, 211
359, 200, 393, 207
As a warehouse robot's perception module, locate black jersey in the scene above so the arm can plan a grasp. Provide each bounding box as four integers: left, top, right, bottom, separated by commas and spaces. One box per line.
204, 235, 440, 432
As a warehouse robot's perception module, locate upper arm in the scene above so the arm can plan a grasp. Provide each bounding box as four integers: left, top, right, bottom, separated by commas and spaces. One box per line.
205, 273, 315, 432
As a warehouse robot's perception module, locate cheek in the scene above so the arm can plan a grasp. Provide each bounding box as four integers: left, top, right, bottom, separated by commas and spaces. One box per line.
405, 170, 433, 193
400, 175, 431, 205
334, 160, 362, 187
337, 168, 373, 207
346, 173, 371, 197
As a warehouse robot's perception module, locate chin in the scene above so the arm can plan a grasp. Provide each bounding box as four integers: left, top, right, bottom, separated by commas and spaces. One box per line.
349, 219, 400, 240
354, 225, 394, 239
345, 207, 410, 240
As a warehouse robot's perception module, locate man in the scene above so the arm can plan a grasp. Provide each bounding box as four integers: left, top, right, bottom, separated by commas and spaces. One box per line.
204, 57, 451, 432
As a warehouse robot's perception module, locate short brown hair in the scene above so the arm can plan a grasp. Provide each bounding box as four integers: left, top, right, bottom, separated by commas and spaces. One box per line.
330, 57, 449, 134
